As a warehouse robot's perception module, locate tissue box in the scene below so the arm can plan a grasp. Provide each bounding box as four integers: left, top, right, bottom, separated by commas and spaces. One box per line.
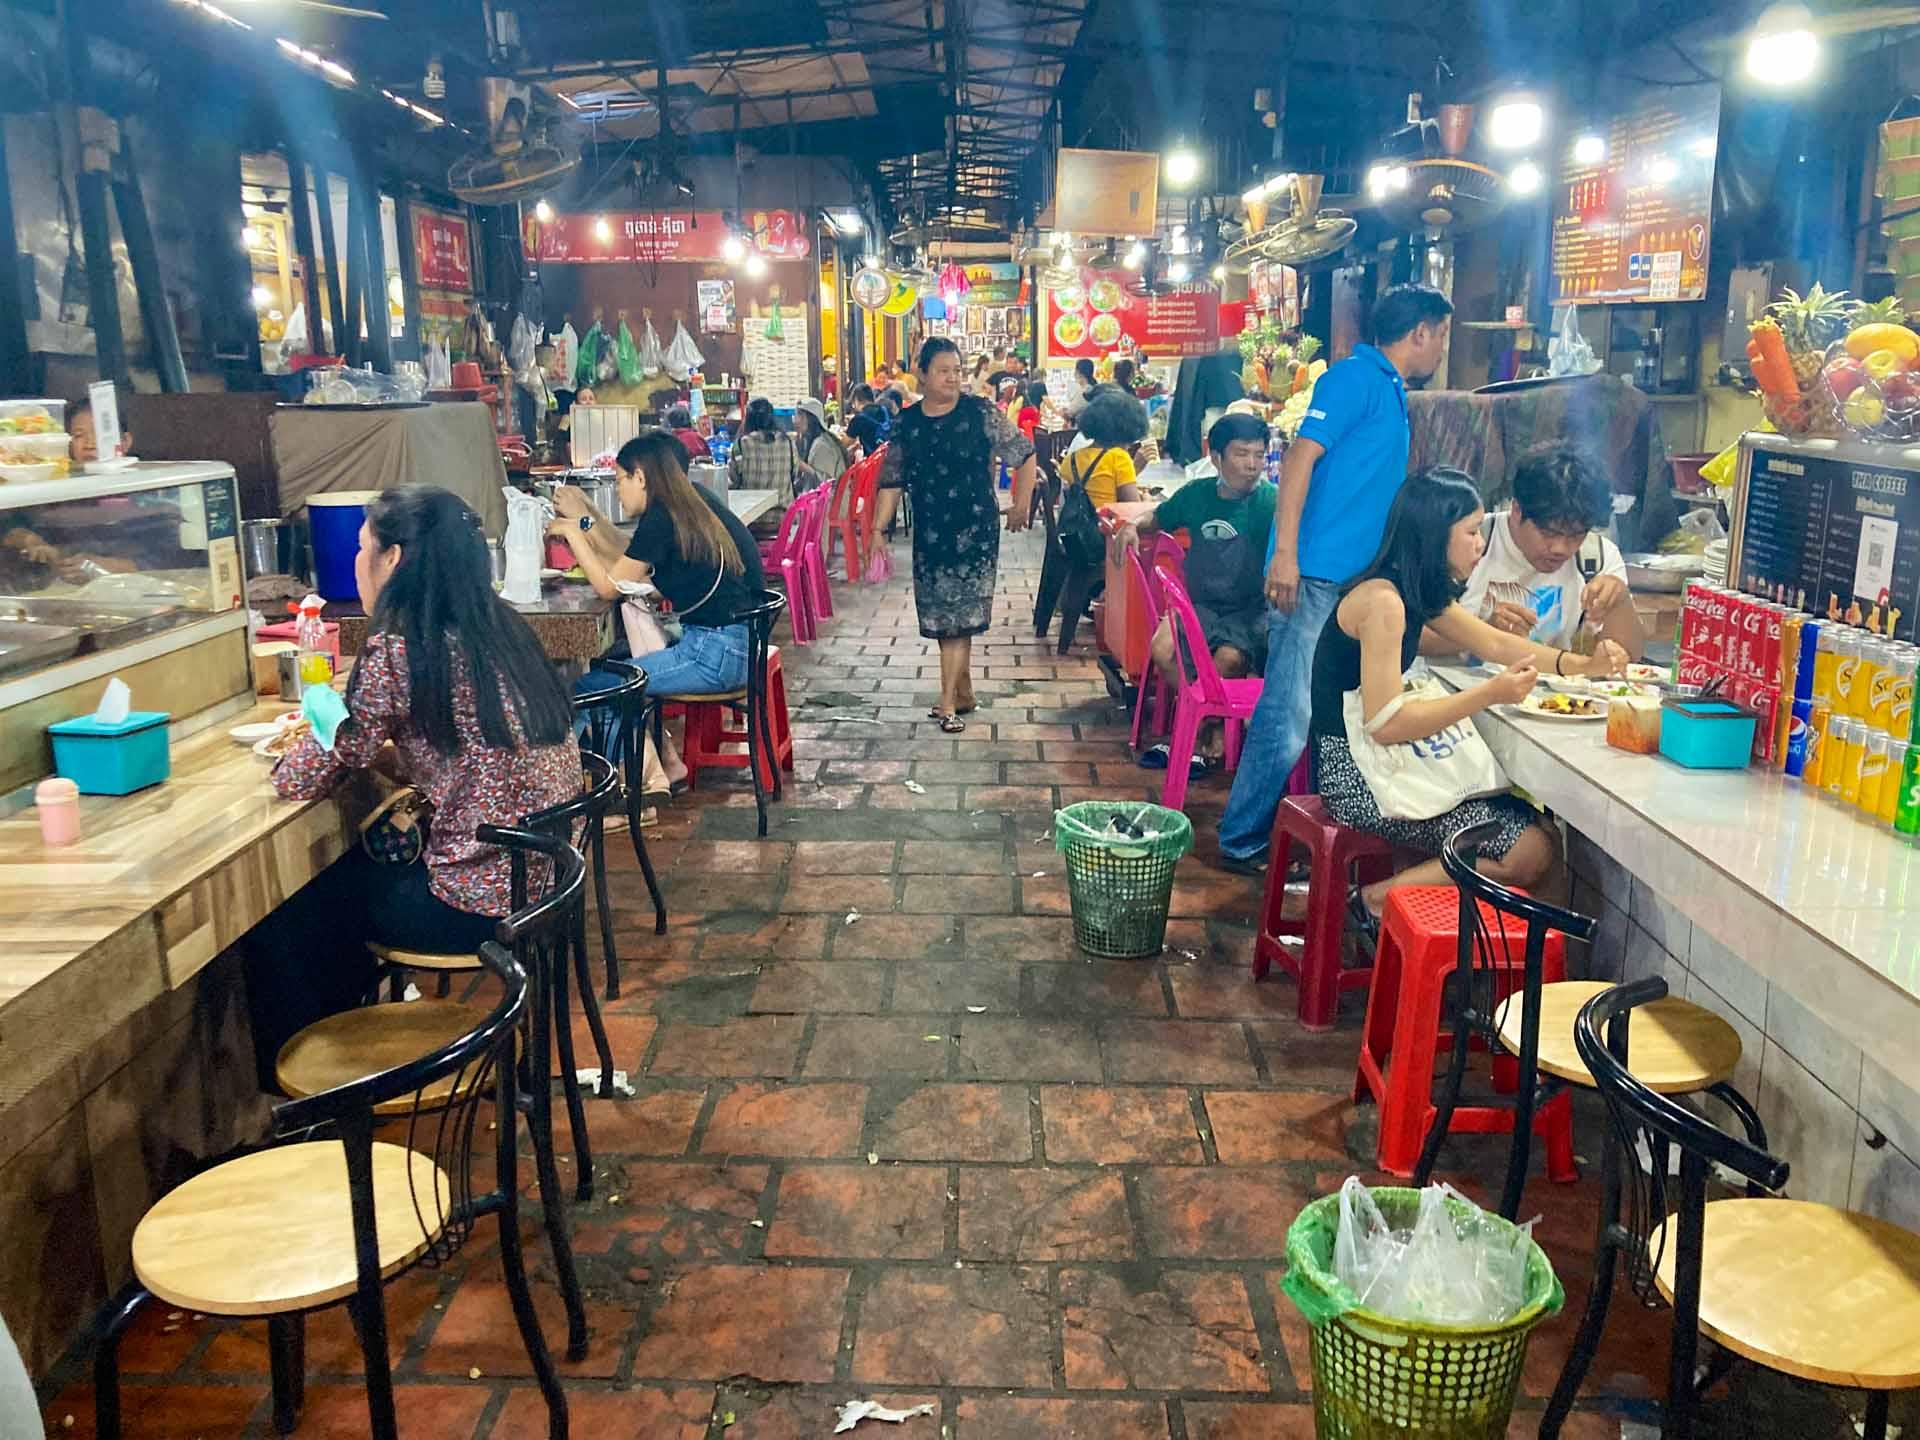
1658, 698, 1756, 770
48, 711, 172, 794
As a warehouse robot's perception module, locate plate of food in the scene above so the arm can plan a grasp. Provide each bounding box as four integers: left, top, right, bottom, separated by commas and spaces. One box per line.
1625, 662, 1669, 685
1053, 312, 1087, 347
1087, 278, 1123, 312
1089, 313, 1123, 347
1514, 692, 1604, 721
1052, 283, 1086, 314
253, 716, 313, 759
540, 567, 564, 581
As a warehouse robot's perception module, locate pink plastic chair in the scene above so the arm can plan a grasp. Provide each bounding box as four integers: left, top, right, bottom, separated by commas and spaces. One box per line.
1127, 535, 1189, 750
1157, 571, 1264, 810
805, 483, 835, 620
758, 488, 820, 644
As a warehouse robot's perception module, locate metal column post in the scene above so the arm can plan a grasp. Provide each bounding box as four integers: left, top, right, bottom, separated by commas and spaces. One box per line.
342, 176, 366, 366
0, 123, 34, 394
73, 108, 127, 386
110, 139, 188, 393
285, 151, 326, 355
357, 177, 392, 373
312, 163, 345, 356
390, 192, 422, 363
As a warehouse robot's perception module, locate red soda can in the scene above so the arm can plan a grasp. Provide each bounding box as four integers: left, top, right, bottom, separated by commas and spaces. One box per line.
1748, 686, 1779, 764
1680, 581, 1712, 662
1704, 587, 1733, 669
1756, 602, 1783, 684
1677, 654, 1716, 688
1738, 595, 1767, 678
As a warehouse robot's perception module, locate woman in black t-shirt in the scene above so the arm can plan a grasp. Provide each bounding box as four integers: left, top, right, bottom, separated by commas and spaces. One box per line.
1311, 468, 1627, 926
555, 431, 761, 696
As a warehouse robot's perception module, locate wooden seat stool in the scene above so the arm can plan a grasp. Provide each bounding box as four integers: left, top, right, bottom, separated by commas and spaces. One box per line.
1253, 794, 1395, 1030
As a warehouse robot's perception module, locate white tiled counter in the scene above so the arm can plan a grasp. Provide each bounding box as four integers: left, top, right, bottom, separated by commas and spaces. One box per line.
1432, 664, 1920, 1227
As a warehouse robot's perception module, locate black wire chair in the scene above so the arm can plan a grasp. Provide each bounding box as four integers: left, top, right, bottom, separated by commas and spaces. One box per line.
91, 832, 585, 1440
1411, 821, 1599, 1220
1543, 980, 1920, 1440
572, 658, 669, 1003
650, 591, 789, 838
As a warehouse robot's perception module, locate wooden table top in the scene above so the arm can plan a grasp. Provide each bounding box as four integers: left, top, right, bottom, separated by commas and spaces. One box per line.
0, 703, 363, 1114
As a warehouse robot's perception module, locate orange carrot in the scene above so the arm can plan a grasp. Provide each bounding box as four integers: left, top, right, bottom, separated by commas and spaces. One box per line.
1751, 324, 1802, 404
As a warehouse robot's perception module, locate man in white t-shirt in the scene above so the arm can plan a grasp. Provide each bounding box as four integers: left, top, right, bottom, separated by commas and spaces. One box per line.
1459, 443, 1645, 657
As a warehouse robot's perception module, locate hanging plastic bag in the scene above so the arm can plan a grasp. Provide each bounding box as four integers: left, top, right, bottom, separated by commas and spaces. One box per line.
508, 314, 538, 386
1548, 305, 1600, 377
616, 318, 642, 386
574, 322, 605, 390
639, 316, 665, 377
595, 326, 618, 384
665, 320, 705, 382
863, 542, 892, 584
764, 300, 785, 341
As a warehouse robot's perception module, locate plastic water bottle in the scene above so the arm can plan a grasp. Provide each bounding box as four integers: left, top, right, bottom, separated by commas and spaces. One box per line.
294, 593, 332, 693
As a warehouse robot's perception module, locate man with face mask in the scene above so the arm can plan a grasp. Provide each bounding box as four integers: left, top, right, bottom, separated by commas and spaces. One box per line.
1216, 283, 1454, 872
1459, 442, 1643, 656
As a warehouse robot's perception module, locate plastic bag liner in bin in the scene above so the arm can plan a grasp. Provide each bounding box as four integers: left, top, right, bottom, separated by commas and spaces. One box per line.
1053, 802, 1193, 958
1281, 1180, 1564, 1439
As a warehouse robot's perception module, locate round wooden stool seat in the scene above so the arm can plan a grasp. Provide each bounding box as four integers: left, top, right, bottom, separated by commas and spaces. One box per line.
1652, 1198, 1920, 1389
131, 1142, 447, 1316
663, 688, 748, 704
370, 943, 481, 973
1495, 979, 1741, 1094
277, 1002, 492, 1116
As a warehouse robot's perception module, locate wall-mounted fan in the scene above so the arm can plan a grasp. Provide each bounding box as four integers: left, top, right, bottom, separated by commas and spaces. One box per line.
1225, 175, 1355, 271
1373, 159, 1506, 232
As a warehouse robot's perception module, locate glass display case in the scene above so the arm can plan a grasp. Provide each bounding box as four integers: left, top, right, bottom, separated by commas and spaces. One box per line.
0, 461, 244, 685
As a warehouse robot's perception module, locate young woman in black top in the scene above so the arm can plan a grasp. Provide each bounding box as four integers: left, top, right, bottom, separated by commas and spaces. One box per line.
1311, 468, 1627, 920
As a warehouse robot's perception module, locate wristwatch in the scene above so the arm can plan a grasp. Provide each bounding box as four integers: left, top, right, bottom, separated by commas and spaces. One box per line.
576, 514, 595, 533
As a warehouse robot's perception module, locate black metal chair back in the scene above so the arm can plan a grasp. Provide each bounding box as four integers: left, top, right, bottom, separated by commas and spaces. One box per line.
1564, 978, 1785, 1440
1413, 820, 1599, 1219
728, 590, 789, 837
572, 659, 667, 948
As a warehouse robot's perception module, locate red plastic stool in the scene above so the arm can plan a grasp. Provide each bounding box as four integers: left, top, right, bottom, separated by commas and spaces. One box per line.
670, 646, 795, 792
1353, 885, 1576, 1179
1253, 794, 1395, 1030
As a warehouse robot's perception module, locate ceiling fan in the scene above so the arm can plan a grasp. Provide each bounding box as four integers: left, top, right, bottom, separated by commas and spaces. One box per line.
1225, 175, 1356, 271
448, 77, 578, 204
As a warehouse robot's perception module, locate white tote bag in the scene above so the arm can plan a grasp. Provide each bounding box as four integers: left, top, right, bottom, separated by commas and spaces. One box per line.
1342, 679, 1508, 821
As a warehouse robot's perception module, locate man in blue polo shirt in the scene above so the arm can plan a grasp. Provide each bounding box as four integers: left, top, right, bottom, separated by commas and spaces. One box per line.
1217, 283, 1453, 869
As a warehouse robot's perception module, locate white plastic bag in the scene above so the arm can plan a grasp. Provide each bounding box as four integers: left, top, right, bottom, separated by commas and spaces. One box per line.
500, 486, 547, 605
639, 316, 665, 377
1332, 1177, 1536, 1325
664, 320, 705, 382
1548, 304, 1600, 377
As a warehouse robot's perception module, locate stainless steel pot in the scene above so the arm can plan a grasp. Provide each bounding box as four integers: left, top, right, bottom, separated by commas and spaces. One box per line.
575, 474, 624, 524
242, 518, 286, 577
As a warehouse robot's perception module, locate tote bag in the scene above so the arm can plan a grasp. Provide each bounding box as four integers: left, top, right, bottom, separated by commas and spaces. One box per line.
1341, 680, 1508, 821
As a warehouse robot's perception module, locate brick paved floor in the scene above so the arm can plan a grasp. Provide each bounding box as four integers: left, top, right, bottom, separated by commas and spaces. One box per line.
42, 529, 1873, 1437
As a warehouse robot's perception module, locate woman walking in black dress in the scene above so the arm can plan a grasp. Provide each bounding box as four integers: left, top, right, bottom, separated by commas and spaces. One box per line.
870, 337, 1037, 730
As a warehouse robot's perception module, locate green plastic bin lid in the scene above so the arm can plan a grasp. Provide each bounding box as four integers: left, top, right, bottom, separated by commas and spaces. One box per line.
47, 710, 171, 737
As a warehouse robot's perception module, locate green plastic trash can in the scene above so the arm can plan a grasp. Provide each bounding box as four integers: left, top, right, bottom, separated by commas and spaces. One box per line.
1280, 1187, 1564, 1439
1053, 802, 1193, 958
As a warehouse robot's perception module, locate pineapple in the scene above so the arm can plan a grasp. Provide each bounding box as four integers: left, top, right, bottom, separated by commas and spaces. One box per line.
1769, 283, 1853, 384
1850, 295, 1909, 330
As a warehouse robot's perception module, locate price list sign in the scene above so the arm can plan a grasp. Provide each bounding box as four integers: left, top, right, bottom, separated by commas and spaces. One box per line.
1738, 444, 1920, 642
1551, 85, 1720, 305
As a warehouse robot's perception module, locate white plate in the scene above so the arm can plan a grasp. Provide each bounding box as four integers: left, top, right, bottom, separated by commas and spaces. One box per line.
1511, 695, 1605, 722
540, 567, 563, 581
229, 722, 282, 745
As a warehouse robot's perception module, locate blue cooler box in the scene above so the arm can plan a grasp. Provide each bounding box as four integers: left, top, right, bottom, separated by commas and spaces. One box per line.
48, 711, 172, 794
1658, 698, 1756, 770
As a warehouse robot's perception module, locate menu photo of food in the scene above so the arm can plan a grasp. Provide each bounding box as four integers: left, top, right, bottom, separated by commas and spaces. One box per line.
1089, 313, 1122, 348
1053, 312, 1087, 348
1052, 283, 1086, 314
1087, 278, 1123, 313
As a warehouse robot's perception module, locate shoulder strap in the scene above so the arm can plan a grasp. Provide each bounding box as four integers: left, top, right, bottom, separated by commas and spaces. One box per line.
1070, 446, 1116, 485
1577, 530, 1605, 579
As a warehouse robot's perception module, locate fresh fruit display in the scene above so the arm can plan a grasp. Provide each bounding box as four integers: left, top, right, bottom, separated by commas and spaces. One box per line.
1750, 287, 1920, 441
1769, 284, 1852, 384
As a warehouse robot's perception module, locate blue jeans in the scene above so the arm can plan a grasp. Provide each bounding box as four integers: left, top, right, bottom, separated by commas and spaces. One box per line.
1218, 578, 1343, 860
574, 623, 750, 754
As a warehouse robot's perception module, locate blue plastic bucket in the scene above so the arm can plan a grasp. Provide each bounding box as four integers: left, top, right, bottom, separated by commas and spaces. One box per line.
306, 490, 382, 601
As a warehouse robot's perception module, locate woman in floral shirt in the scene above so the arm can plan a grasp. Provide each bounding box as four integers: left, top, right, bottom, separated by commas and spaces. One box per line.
245, 485, 577, 1083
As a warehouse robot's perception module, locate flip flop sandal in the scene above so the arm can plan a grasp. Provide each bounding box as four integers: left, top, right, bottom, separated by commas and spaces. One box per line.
1346, 885, 1383, 950
936, 712, 967, 733
1138, 743, 1172, 770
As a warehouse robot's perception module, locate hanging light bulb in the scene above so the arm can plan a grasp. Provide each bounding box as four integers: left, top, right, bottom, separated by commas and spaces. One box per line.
240, 225, 261, 249
1573, 134, 1606, 166
1164, 146, 1201, 187
1211, 264, 1227, 282
1746, 3, 1819, 84
1168, 259, 1191, 283
250, 284, 272, 310
745, 253, 768, 278
593, 214, 612, 243
723, 233, 748, 264
1123, 241, 1147, 271
1488, 92, 1546, 150
534, 199, 555, 224
1508, 161, 1544, 195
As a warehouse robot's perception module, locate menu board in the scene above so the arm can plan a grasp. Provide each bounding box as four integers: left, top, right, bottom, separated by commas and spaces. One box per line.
1041, 270, 1220, 360
1551, 85, 1720, 305
414, 208, 473, 292
1736, 442, 1920, 642
740, 305, 811, 408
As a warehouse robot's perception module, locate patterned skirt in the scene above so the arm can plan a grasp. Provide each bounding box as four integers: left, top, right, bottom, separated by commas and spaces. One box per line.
1314, 734, 1537, 859
911, 531, 998, 640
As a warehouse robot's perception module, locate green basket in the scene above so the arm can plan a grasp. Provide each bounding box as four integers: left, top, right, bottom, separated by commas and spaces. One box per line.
1280, 1187, 1565, 1439
1053, 802, 1194, 958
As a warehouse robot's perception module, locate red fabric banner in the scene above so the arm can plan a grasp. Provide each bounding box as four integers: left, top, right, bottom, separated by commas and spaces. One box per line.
414, 210, 472, 291
1040, 269, 1221, 359
525, 209, 811, 264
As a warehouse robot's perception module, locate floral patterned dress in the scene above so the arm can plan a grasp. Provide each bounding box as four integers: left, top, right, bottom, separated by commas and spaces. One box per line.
879, 395, 1035, 639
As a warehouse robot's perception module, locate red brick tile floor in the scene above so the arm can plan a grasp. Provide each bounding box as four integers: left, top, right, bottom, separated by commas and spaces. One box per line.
41, 530, 1876, 1437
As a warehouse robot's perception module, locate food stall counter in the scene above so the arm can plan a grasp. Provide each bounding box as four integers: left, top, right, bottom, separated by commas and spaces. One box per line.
1432, 659, 1920, 1215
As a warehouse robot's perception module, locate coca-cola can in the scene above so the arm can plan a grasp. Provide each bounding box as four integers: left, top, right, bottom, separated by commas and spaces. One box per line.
1749, 686, 1780, 764
1677, 654, 1718, 689
1755, 601, 1783, 684
1704, 587, 1734, 670
1681, 582, 1713, 663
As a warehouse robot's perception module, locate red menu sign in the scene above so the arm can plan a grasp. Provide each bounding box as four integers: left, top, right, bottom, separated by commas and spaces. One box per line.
414, 210, 472, 291
1041, 270, 1221, 359
525, 209, 811, 264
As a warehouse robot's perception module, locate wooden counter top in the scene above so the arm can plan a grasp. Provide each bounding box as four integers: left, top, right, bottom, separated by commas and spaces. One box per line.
0, 705, 364, 1117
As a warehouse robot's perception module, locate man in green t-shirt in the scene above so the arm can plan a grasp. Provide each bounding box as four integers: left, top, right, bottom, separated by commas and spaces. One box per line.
1116, 412, 1275, 767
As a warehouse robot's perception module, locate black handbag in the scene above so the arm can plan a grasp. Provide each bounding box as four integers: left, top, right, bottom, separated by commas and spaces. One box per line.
1056, 447, 1113, 568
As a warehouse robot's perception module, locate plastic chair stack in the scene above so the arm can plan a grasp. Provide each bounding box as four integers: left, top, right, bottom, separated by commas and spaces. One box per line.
758, 487, 830, 644
1126, 535, 1188, 750
1156, 571, 1264, 810
847, 449, 886, 583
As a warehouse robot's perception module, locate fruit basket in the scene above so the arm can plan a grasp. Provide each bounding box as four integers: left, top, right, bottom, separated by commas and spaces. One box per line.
1750, 287, 1920, 444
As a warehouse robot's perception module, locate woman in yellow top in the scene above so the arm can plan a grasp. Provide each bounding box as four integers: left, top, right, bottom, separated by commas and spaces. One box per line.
1064, 384, 1147, 505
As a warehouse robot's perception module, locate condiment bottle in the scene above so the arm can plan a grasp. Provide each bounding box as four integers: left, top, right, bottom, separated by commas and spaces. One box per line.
34, 777, 80, 847
293, 594, 332, 692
